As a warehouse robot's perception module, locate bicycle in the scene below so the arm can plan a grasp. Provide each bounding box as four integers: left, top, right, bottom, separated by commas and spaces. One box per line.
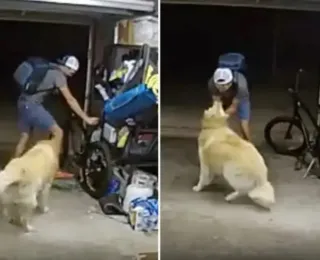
65, 110, 157, 199
264, 68, 320, 178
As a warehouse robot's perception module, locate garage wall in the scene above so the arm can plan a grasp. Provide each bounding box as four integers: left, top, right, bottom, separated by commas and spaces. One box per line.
161, 4, 320, 87
94, 18, 116, 66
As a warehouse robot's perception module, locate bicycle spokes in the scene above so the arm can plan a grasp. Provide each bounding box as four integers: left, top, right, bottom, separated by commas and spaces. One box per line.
284, 124, 293, 139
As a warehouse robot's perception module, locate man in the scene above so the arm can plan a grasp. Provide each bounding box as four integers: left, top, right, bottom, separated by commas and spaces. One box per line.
14, 55, 99, 158
208, 67, 251, 141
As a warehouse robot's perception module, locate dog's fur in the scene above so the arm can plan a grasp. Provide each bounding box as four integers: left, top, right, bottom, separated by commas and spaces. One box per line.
193, 99, 275, 209
0, 135, 62, 232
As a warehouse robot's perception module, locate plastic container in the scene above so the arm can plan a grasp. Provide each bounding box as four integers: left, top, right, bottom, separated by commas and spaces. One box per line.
89, 123, 117, 144
131, 170, 157, 188
122, 174, 153, 212
128, 197, 158, 232
128, 205, 147, 232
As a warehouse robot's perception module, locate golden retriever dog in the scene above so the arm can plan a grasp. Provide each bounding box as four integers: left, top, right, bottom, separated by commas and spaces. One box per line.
193, 99, 275, 209
0, 135, 62, 232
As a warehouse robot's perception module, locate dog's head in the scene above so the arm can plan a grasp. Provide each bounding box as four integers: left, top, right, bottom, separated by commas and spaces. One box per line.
201, 98, 229, 129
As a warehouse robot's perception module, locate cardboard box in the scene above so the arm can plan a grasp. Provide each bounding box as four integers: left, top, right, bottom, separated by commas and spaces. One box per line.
114, 16, 158, 47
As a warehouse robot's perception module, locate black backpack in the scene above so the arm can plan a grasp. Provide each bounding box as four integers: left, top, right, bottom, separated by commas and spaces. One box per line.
13, 57, 52, 95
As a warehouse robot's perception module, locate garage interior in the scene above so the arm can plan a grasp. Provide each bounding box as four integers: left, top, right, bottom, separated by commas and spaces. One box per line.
0, 1, 157, 259
161, 3, 320, 259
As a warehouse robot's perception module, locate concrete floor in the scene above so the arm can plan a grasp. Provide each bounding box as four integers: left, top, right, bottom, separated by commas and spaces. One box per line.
161, 85, 320, 260
161, 137, 320, 260
0, 189, 157, 260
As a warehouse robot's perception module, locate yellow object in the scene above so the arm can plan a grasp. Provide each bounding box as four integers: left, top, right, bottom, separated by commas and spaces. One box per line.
117, 126, 129, 148
144, 65, 159, 102
109, 67, 128, 82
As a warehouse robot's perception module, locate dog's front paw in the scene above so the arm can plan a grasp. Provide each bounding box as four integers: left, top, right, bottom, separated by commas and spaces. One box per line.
37, 206, 49, 214
24, 224, 35, 233
40, 206, 49, 214
192, 185, 202, 192
224, 195, 233, 202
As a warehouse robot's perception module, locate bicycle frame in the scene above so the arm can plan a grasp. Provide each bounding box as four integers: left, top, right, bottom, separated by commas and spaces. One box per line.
287, 69, 320, 156
288, 93, 314, 150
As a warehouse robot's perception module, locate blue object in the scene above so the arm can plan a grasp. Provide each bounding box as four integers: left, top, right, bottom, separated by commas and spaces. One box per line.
13, 57, 52, 95
105, 177, 120, 195
103, 83, 157, 123
129, 197, 158, 231
218, 53, 246, 73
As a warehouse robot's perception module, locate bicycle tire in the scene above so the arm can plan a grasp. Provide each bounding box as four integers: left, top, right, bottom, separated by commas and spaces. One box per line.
78, 141, 113, 199
264, 116, 307, 156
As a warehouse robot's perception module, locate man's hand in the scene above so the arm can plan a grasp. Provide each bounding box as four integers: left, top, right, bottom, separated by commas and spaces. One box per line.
85, 117, 99, 125
225, 98, 239, 115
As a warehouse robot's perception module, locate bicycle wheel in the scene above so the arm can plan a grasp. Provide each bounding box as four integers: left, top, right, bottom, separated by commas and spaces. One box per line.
264, 116, 307, 156
77, 141, 113, 199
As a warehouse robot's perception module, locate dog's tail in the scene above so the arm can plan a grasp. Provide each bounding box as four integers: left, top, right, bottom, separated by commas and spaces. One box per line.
0, 158, 24, 194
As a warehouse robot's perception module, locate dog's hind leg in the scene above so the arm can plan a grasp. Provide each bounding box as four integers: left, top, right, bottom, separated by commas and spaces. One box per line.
248, 182, 275, 210
37, 183, 51, 214
223, 162, 254, 203
225, 191, 242, 202
193, 150, 212, 192
7, 203, 22, 226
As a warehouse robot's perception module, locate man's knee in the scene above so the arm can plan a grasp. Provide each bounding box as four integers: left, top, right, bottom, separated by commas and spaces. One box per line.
240, 119, 250, 128
50, 125, 63, 139
14, 132, 30, 158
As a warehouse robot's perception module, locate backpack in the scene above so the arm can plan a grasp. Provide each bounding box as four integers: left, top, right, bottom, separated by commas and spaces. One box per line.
218, 53, 247, 84
13, 57, 52, 95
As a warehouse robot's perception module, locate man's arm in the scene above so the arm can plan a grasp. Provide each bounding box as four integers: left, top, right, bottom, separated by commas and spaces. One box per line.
225, 98, 239, 115
59, 86, 90, 122
53, 72, 90, 123
235, 73, 251, 141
